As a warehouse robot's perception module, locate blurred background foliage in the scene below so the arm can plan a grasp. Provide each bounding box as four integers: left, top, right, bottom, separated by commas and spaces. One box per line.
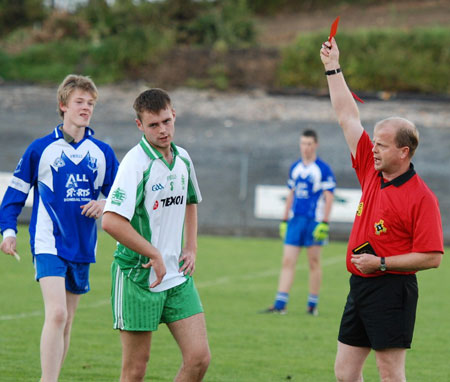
0, 0, 448, 94
279, 27, 450, 94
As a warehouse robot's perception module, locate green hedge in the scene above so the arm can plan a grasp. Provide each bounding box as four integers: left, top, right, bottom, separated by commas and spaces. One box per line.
1, 26, 449, 94
0, 26, 174, 84
278, 27, 450, 94
0, 0, 255, 85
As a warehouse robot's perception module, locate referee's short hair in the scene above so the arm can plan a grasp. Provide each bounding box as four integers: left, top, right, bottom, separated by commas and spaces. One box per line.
375, 117, 419, 158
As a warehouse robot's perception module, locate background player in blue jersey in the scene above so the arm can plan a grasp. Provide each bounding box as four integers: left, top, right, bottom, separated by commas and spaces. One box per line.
0, 74, 119, 382
263, 129, 335, 315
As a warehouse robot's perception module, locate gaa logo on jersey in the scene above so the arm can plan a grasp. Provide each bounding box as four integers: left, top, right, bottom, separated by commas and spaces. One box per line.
152, 183, 164, 191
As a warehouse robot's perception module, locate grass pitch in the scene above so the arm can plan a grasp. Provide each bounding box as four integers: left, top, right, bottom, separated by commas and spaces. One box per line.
0, 228, 448, 381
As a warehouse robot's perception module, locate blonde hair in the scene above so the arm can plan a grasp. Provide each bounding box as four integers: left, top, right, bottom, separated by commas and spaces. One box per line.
57, 74, 98, 119
374, 117, 419, 158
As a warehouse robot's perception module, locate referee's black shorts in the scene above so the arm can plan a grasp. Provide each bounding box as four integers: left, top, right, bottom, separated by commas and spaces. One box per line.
338, 273, 418, 350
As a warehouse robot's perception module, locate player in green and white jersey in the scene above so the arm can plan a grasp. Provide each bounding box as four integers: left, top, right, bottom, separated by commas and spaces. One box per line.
102, 89, 210, 382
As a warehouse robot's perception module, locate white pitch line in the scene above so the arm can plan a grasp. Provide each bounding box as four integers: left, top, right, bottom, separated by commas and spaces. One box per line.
0, 255, 344, 321
0, 310, 43, 321
0, 299, 110, 321
195, 255, 343, 288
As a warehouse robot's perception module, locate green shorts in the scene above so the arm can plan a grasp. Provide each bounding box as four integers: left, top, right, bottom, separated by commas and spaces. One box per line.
111, 261, 203, 331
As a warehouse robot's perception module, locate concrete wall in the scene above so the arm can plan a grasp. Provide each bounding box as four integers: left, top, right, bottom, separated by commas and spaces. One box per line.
1, 85, 449, 244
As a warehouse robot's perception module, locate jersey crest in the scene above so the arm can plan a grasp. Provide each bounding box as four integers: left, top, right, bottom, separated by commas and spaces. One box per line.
374, 219, 387, 235
87, 156, 98, 171
111, 187, 127, 206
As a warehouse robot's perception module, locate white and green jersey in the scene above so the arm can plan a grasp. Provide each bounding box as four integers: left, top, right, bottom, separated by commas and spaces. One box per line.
104, 136, 201, 292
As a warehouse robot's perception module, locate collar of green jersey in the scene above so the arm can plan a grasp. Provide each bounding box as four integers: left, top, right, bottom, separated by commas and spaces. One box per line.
139, 135, 178, 169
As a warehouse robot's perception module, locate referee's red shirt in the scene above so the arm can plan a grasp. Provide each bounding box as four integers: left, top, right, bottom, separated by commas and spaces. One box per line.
347, 131, 444, 277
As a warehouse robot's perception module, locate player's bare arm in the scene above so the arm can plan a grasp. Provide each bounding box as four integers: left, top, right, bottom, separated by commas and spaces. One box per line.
81, 199, 106, 219
283, 189, 294, 221
102, 211, 166, 287
179, 203, 198, 276
351, 251, 442, 274
323, 190, 334, 222
320, 38, 364, 157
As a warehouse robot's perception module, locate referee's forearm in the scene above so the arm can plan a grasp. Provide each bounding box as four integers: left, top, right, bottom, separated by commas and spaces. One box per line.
385, 252, 442, 271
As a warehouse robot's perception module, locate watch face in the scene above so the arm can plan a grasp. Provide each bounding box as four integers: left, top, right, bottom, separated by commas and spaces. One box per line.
380, 258, 386, 271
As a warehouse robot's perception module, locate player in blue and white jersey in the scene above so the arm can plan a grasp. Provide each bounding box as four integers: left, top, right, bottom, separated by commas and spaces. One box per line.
102, 88, 210, 382
0, 74, 119, 382
262, 129, 335, 315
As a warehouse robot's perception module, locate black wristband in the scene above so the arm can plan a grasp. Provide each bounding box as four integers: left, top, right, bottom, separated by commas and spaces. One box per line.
325, 68, 341, 76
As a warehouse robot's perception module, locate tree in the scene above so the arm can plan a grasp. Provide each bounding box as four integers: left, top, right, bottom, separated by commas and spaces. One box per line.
0, 0, 47, 36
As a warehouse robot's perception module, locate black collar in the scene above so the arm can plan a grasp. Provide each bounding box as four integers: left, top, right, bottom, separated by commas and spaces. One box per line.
379, 163, 416, 189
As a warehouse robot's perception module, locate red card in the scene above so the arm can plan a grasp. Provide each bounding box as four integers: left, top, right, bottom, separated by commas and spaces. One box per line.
328, 16, 340, 42
327, 16, 365, 104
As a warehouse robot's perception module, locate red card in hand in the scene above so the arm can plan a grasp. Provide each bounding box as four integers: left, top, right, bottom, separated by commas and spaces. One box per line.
328, 16, 364, 104
328, 16, 340, 42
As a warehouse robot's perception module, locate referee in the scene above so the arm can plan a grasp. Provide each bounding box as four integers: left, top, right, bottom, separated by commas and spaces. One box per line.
320, 38, 444, 382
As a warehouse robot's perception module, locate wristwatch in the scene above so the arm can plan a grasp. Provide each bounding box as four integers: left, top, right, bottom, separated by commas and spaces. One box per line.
380, 257, 387, 272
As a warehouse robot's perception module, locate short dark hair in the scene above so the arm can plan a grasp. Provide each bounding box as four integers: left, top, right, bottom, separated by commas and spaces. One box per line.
133, 88, 172, 121
302, 129, 318, 142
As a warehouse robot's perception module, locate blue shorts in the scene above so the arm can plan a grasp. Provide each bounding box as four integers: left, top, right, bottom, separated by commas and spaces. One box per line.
284, 215, 323, 247
34, 254, 90, 294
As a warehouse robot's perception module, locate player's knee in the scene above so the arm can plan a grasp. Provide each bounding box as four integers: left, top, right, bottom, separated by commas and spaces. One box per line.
124, 349, 150, 371
196, 349, 211, 371
124, 360, 148, 382
46, 306, 68, 328
281, 255, 296, 268
185, 347, 211, 374
201, 348, 211, 370
309, 258, 320, 271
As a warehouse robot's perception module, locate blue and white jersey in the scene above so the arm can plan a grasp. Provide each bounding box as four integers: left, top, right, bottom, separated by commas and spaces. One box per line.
287, 157, 336, 221
0, 125, 119, 263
